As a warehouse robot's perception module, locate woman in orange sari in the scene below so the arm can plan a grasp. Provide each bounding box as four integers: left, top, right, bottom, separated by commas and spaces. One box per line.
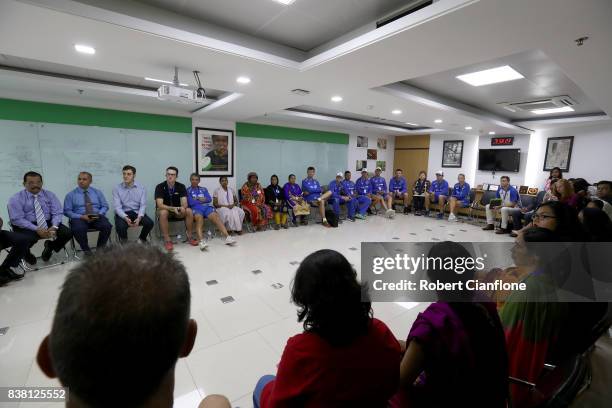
241, 172, 272, 231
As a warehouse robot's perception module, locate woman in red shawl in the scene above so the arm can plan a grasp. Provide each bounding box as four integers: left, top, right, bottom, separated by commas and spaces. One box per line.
240, 172, 271, 231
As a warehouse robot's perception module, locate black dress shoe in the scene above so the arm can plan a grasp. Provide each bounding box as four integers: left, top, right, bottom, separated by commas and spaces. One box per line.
41, 240, 54, 262
24, 252, 37, 265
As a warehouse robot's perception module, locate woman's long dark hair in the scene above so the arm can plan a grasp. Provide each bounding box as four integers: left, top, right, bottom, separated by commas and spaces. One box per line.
291, 250, 371, 346
549, 167, 563, 180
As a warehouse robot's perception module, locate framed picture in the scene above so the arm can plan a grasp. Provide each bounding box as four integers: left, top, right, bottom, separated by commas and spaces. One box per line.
376, 160, 386, 171
442, 140, 463, 168
544, 136, 573, 171
195, 127, 234, 177
357, 136, 368, 148
519, 185, 529, 194
377, 138, 387, 149
356, 160, 367, 171
367, 149, 378, 160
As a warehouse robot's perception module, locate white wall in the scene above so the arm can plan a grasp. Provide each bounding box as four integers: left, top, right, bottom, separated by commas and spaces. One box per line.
474, 133, 530, 187
347, 133, 395, 179
428, 133, 479, 186
192, 118, 237, 192
525, 122, 612, 188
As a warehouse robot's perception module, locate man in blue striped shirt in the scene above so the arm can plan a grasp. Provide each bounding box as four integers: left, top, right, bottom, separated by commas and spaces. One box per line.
64, 172, 112, 256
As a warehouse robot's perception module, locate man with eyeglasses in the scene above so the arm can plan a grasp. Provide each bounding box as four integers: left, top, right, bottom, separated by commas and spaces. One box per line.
483, 176, 521, 234
155, 166, 195, 251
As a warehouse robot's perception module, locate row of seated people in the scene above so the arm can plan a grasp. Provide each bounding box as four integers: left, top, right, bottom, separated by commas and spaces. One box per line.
0, 166, 242, 284
34, 207, 611, 408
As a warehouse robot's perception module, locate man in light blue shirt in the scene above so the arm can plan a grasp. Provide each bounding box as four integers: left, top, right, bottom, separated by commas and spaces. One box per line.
426, 170, 450, 219
113, 165, 154, 243
370, 167, 394, 218
64, 172, 112, 255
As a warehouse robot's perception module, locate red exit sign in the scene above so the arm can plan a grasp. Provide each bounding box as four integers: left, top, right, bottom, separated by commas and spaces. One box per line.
491, 136, 514, 146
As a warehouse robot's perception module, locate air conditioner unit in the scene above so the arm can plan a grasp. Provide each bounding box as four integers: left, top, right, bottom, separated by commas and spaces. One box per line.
498, 95, 577, 113
157, 84, 205, 104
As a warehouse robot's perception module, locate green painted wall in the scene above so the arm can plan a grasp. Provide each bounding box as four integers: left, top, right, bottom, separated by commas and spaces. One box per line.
0, 98, 192, 133
236, 122, 349, 144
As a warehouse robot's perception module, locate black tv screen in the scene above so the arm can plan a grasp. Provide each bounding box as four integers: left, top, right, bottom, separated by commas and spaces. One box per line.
478, 149, 520, 172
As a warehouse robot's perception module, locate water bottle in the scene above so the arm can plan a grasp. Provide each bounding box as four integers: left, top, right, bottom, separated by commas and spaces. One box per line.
207, 230, 213, 242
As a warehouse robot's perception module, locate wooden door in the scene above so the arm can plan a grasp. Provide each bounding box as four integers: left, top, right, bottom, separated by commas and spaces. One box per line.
394, 134, 430, 203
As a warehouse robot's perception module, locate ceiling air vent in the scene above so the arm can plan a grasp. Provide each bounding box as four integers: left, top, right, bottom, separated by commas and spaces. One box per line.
291, 89, 310, 96
377, 0, 434, 28
498, 95, 577, 113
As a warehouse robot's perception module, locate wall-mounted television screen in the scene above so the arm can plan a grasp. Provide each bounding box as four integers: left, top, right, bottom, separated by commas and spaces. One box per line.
478, 149, 520, 172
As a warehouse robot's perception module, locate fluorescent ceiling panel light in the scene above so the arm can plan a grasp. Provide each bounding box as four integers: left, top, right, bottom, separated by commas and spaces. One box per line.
489, 131, 496, 135
272, 0, 296, 5
434, 119, 443, 123
405, 122, 418, 126
531, 106, 575, 115
331, 96, 343, 102
465, 126, 472, 130
236, 76, 251, 84
456, 65, 524, 87
74, 44, 95, 55
145, 77, 188, 86
391, 109, 402, 115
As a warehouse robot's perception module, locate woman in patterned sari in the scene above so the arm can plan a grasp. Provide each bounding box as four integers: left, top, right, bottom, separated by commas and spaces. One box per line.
240, 172, 271, 231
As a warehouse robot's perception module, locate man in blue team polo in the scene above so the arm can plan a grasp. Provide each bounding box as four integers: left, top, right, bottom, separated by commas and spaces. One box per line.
327, 172, 354, 222
426, 170, 449, 219
389, 168, 409, 214
342, 170, 370, 220
370, 167, 395, 218
448, 173, 471, 222
302, 166, 333, 227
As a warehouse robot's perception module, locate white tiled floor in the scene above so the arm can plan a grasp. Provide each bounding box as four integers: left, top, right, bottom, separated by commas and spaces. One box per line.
0, 213, 514, 408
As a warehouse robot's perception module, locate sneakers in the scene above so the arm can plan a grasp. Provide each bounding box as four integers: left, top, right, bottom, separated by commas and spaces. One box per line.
199, 240, 208, 251
355, 213, 366, 220
482, 224, 495, 231
164, 241, 174, 251
436, 212, 444, 220
225, 236, 237, 245
322, 219, 331, 227
189, 238, 199, 246
448, 213, 457, 222
349, 217, 356, 222
423, 210, 430, 217
386, 209, 396, 219
414, 210, 422, 216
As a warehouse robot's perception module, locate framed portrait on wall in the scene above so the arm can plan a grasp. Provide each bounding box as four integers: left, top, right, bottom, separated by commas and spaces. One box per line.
195, 127, 234, 177
357, 136, 368, 147
367, 149, 377, 160
442, 140, 463, 168
543, 136, 573, 171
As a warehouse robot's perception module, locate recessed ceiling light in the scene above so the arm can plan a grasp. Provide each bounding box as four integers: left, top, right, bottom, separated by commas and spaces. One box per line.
465, 126, 473, 130
531, 106, 575, 115
434, 119, 443, 123
236, 76, 251, 84
489, 131, 496, 135
145, 77, 188, 87
391, 109, 402, 115
74, 44, 95, 55
405, 122, 418, 126
272, 0, 296, 5
331, 95, 343, 102
456, 65, 524, 87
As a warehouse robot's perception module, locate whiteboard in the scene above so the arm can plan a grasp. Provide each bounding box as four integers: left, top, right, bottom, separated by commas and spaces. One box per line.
0, 119, 192, 225
236, 137, 348, 189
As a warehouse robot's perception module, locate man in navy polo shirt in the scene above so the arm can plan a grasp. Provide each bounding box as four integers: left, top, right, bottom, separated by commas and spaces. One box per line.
426, 170, 449, 219
389, 168, 409, 214
302, 166, 333, 227
448, 173, 471, 222
342, 170, 369, 220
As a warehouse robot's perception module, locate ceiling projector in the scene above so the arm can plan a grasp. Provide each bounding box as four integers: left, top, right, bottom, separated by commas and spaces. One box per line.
156, 67, 206, 104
